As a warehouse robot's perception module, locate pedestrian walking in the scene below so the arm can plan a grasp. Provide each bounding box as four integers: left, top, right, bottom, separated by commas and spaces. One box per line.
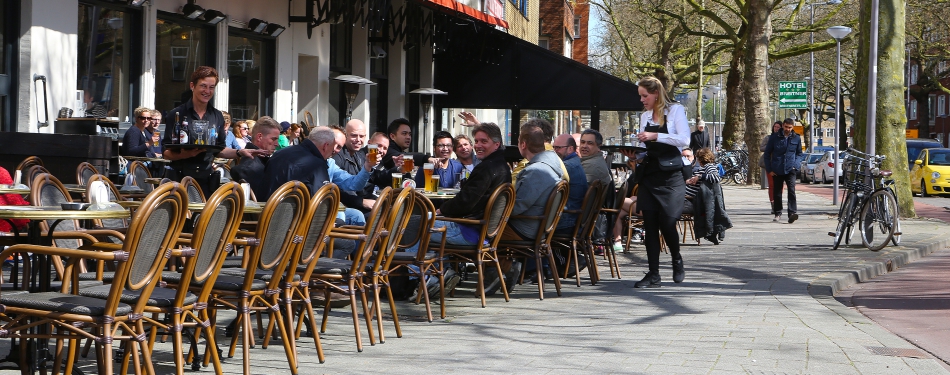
760, 121, 782, 206
763, 118, 803, 223
623, 76, 690, 288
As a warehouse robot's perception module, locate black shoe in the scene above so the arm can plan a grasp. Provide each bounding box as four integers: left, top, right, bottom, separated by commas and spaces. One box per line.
672, 259, 685, 283
705, 235, 720, 245
634, 272, 661, 288
482, 266, 501, 296
788, 213, 799, 224
443, 269, 461, 296
504, 261, 522, 294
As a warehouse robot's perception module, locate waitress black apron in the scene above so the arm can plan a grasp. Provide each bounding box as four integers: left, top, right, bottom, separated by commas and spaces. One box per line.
636, 115, 686, 216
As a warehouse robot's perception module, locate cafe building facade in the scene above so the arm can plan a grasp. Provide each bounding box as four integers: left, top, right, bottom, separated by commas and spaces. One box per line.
1, 0, 642, 165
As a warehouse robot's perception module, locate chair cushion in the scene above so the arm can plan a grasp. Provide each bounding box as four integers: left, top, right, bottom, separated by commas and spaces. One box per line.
391, 251, 438, 262
219, 268, 300, 282
498, 240, 535, 248
0, 292, 132, 316
221, 256, 244, 268
78, 272, 115, 282
162, 272, 266, 291
2, 280, 102, 292
79, 285, 197, 307
311, 258, 356, 275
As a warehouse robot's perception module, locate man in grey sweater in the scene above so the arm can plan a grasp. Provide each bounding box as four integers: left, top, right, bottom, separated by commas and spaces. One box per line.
578, 129, 612, 186
504, 120, 565, 240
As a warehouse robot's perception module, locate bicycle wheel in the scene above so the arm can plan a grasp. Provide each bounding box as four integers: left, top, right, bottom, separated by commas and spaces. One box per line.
833, 192, 857, 250
885, 188, 902, 246
860, 189, 898, 251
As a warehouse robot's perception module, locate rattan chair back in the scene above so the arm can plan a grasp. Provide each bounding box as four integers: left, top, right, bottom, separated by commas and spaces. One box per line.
295, 183, 340, 280
76, 162, 99, 187
181, 176, 206, 203
128, 161, 153, 193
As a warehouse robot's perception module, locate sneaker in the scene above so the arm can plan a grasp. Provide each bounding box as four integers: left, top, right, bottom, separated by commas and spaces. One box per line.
672, 259, 685, 283
788, 213, 799, 224
772, 214, 781, 222
442, 269, 461, 295
482, 266, 502, 296
633, 272, 661, 288
612, 242, 624, 252
504, 261, 522, 294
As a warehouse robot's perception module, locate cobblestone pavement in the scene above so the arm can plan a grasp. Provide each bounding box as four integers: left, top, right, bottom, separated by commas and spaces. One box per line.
2, 185, 949, 374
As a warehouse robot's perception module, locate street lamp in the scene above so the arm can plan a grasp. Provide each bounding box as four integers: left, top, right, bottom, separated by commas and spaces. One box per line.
410, 88, 448, 153
827, 25, 851, 206
808, 1, 841, 153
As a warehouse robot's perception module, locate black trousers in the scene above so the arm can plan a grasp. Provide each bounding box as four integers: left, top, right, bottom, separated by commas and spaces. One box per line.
770, 172, 797, 215
642, 209, 681, 274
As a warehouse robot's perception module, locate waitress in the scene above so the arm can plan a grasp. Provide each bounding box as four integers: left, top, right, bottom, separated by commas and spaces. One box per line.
625, 76, 691, 288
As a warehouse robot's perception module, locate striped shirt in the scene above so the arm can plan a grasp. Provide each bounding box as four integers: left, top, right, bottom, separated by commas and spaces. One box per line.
685, 163, 721, 198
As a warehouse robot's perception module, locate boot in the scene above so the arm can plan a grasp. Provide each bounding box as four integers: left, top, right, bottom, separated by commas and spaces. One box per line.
672, 259, 685, 283
634, 272, 661, 288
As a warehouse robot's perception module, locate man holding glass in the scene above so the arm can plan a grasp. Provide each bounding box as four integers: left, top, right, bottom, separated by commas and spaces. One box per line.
162, 66, 268, 197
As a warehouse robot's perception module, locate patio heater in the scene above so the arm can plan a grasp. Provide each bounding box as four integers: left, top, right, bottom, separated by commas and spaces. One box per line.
332, 75, 375, 122
410, 88, 448, 153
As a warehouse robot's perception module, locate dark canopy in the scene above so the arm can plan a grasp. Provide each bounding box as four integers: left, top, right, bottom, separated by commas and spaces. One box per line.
433, 26, 644, 113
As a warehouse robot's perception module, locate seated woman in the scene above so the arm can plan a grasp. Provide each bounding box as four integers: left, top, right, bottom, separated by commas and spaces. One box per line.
683, 148, 721, 215
611, 161, 640, 249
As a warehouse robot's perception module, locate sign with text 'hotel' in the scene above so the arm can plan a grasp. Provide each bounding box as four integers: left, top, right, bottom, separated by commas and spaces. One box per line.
778, 81, 808, 109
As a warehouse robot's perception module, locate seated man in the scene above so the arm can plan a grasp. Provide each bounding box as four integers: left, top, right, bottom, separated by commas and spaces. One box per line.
552, 133, 588, 233
230, 116, 281, 199
332, 119, 402, 213
578, 129, 612, 187
405, 123, 512, 295
415, 131, 464, 189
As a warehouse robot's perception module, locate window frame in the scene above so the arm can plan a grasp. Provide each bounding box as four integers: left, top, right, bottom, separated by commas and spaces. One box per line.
226, 27, 277, 119
78, 0, 145, 120
154, 11, 218, 111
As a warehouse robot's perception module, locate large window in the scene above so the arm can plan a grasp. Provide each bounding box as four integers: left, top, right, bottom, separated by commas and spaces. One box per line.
155, 14, 215, 113
910, 99, 917, 120
328, 23, 352, 127
0, 0, 17, 131
369, 36, 388, 133
940, 95, 947, 117
77, 2, 142, 120
227, 32, 275, 120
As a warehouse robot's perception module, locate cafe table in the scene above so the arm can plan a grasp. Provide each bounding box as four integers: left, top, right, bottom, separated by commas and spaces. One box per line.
0, 184, 30, 195
0, 205, 130, 372
123, 155, 170, 164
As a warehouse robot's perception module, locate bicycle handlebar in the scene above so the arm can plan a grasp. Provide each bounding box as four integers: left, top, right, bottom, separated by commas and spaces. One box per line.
846, 148, 886, 161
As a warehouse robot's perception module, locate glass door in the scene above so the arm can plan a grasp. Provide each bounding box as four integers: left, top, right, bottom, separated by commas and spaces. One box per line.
0, 0, 18, 131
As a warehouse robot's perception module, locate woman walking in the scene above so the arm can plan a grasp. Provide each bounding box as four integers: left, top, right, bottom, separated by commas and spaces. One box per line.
623, 76, 690, 288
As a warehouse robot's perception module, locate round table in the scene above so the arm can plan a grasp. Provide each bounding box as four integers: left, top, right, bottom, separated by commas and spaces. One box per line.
0, 184, 30, 195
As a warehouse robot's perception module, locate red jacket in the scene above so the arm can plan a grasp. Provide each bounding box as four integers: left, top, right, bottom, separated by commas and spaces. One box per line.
0, 167, 29, 232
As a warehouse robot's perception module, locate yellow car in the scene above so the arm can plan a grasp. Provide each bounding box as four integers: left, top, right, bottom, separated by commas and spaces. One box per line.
911, 148, 950, 197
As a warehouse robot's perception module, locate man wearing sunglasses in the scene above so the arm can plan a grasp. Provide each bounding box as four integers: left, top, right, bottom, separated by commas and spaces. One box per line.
120, 106, 157, 158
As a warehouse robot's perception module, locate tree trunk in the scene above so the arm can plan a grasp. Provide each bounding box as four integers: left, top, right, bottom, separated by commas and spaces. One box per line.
741, 0, 771, 185
853, 0, 915, 218
721, 56, 745, 151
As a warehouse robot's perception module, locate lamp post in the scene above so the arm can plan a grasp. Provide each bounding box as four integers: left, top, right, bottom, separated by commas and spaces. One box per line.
332, 75, 375, 122
410, 88, 448, 153
828, 25, 852, 206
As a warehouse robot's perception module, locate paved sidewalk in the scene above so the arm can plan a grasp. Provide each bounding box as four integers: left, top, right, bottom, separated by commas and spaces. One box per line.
2, 185, 949, 374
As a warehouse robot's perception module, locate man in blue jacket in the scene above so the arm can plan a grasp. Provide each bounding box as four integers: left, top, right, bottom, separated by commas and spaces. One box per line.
764, 118, 803, 223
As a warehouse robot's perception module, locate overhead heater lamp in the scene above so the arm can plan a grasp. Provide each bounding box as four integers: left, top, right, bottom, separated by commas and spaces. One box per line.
182, 2, 205, 20
332, 75, 376, 122
129, 0, 147, 6
248, 18, 268, 34
264, 23, 286, 37
202, 9, 226, 25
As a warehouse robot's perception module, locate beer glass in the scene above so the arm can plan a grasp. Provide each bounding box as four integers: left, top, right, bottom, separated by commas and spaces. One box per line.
193, 120, 209, 145
367, 144, 378, 166
401, 155, 414, 174
423, 163, 435, 192
431, 175, 440, 192
392, 173, 403, 189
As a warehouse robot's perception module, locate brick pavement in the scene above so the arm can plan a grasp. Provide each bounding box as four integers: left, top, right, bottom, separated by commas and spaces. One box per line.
2, 184, 949, 374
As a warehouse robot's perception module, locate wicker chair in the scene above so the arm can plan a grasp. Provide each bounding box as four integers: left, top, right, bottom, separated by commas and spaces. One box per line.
597, 180, 625, 279
440, 183, 516, 308
363, 187, 415, 343
499, 180, 569, 300
180, 176, 206, 204
0, 182, 189, 375
208, 181, 309, 375
128, 161, 153, 194
76, 162, 99, 187
309, 187, 392, 352
389, 190, 448, 321
551, 179, 606, 286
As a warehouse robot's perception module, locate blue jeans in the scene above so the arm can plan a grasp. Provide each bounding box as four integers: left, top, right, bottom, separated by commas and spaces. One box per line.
404, 219, 477, 278
336, 208, 366, 226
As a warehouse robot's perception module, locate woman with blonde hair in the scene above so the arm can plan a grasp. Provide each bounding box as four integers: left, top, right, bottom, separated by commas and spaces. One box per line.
622, 76, 691, 288
232, 120, 249, 149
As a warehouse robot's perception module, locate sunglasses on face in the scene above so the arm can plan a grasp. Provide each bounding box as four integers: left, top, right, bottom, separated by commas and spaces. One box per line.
137, 116, 152, 121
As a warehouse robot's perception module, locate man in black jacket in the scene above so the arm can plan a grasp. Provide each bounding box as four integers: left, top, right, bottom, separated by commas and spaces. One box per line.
262, 126, 373, 200
332, 119, 402, 213
689, 122, 709, 154
230, 116, 281, 199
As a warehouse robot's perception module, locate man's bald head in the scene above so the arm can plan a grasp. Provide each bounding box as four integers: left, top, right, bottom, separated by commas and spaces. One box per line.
344, 119, 367, 152
553, 134, 576, 159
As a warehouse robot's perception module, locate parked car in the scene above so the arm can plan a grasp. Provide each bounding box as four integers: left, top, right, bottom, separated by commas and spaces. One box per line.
816, 150, 847, 184
800, 153, 823, 183
906, 138, 942, 170
910, 148, 950, 197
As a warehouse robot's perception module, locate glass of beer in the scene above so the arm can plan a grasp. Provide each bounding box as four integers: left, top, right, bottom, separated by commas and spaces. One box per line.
423, 163, 435, 192
367, 144, 378, 166
401, 155, 414, 174
431, 175, 440, 192
392, 173, 403, 189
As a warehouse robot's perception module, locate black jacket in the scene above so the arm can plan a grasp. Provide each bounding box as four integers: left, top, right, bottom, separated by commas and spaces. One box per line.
262, 140, 330, 199
230, 142, 269, 199
689, 129, 709, 152
162, 99, 227, 178
439, 149, 512, 219
121, 126, 155, 158
331, 147, 400, 212
692, 179, 732, 239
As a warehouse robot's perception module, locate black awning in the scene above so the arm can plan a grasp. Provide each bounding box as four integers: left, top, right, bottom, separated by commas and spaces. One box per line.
433, 26, 643, 112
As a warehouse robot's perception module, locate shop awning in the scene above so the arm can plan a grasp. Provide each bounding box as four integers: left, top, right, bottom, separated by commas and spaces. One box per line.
433, 27, 643, 113
422, 0, 509, 29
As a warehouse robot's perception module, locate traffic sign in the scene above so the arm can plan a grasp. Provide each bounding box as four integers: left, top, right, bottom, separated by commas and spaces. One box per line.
778, 81, 808, 109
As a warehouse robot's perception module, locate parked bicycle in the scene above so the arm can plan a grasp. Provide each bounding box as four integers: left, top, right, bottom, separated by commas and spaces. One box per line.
830, 148, 902, 251
717, 149, 748, 185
